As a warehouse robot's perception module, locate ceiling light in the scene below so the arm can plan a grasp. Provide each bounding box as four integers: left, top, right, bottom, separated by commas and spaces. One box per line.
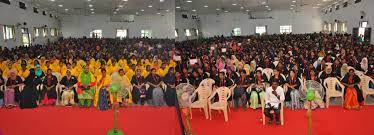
148, 5, 152, 8
216, 8, 220, 10
192, 9, 196, 12
290, 7, 294, 9
118, 5, 123, 8
232, 3, 237, 6
241, 7, 244, 9
313, 6, 319, 9
91, 12, 94, 14
90, 8, 94, 11
292, 0, 296, 3
166, 9, 169, 12
50, 0, 55, 1
224, 11, 229, 13
160, 0, 164, 2
157, 12, 161, 14
186, 0, 192, 2
123, 0, 128, 1
58, 5, 63, 7
65, 8, 68, 11
265, 5, 269, 8
115, 8, 119, 11
89, 4, 93, 7
261, 1, 266, 5
246, 9, 250, 12
317, 4, 321, 6
268, 8, 271, 10
141, 9, 145, 11
204, 5, 208, 8
87, 0, 91, 1
176, 6, 181, 9
114, 12, 117, 14
135, 12, 139, 14
291, 5, 295, 7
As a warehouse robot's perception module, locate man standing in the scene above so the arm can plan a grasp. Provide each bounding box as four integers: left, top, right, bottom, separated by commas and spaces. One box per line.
264, 81, 285, 125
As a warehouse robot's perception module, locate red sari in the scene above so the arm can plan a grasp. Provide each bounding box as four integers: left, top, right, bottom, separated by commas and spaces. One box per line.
343, 76, 359, 109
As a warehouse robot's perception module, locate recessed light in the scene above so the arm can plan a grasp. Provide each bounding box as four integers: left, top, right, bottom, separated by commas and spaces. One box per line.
204, 5, 208, 8
232, 3, 237, 6
157, 12, 161, 14
90, 9, 94, 11
58, 5, 63, 7
241, 7, 244, 9
91, 12, 94, 14
268, 8, 271, 10
87, 0, 91, 1
291, 5, 295, 7
186, 0, 192, 2
216, 8, 220, 10
141, 9, 145, 11
166, 9, 169, 12
246, 9, 250, 12
176, 6, 181, 9
118, 5, 123, 8
123, 0, 128, 1
317, 4, 321, 6
135, 12, 139, 14
50, 0, 55, 1
292, 0, 296, 3
115, 8, 119, 11
160, 0, 164, 2
224, 11, 229, 12
65, 8, 69, 11
89, 4, 93, 7
290, 7, 294, 9
265, 5, 269, 8
192, 9, 196, 12
148, 5, 152, 8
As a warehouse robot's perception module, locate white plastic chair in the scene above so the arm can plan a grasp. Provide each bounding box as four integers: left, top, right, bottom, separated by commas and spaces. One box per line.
208, 87, 231, 122
263, 68, 273, 81
189, 78, 215, 119
323, 77, 345, 108
359, 75, 374, 103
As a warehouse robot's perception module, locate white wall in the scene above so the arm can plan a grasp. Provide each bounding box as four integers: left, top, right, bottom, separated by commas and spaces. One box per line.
61, 13, 175, 39
321, 0, 374, 44
175, 11, 199, 41
0, 1, 59, 48
198, 6, 322, 37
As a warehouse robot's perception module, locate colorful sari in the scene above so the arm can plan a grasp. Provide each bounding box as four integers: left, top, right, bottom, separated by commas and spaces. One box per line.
343, 76, 360, 109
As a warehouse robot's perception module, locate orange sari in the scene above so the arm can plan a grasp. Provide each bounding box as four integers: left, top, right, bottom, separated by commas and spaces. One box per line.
343, 76, 359, 109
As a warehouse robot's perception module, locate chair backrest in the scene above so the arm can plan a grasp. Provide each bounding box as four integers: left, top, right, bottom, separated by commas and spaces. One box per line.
360, 75, 373, 91
324, 77, 342, 95
263, 68, 273, 80
215, 87, 231, 102
52, 72, 62, 82
198, 78, 215, 90
196, 78, 215, 101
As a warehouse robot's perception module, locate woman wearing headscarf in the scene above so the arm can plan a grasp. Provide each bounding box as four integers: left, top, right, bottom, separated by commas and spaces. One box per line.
41, 69, 58, 105
163, 67, 176, 106
357, 57, 368, 73
341, 69, 364, 110
146, 68, 165, 106
19, 68, 40, 109
5, 70, 23, 108
60, 70, 78, 106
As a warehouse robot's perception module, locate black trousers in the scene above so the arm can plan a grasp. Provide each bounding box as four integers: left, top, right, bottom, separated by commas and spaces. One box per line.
264, 104, 281, 122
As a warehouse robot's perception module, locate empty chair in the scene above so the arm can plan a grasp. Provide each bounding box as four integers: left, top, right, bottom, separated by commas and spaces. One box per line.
359, 75, 374, 103
189, 78, 215, 119
208, 87, 231, 122
324, 77, 345, 108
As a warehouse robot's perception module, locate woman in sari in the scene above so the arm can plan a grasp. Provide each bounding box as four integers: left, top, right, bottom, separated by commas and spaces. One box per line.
60, 70, 78, 106
248, 70, 267, 109
234, 70, 250, 109
341, 69, 364, 110
163, 68, 176, 106
146, 68, 165, 106
94, 68, 111, 110
41, 69, 58, 105
131, 69, 146, 105
285, 70, 302, 110
118, 69, 132, 106
5, 70, 23, 108
19, 68, 40, 109
77, 66, 96, 108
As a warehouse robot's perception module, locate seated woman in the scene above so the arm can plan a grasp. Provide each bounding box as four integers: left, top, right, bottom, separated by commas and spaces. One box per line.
0, 69, 5, 108
77, 66, 96, 108
146, 68, 165, 107
163, 67, 176, 106
269, 69, 286, 86
41, 69, 58, 105
60, 70, 78, 106
94, 68, 111, 110
5, 70, 23, 108
341, 69, 364, 110
285, 70, 302, 110
234, 70, 250, 109
19, 69, 40, 109
248, 70, 268, 109
118, 69, 132, 106
131, 69, 146, 105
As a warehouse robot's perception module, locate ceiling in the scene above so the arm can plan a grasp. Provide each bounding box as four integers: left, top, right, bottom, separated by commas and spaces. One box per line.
30, 0, 174, 16
175, 0, 340, 14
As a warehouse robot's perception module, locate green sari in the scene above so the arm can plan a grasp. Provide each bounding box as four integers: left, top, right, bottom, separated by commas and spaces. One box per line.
78, 72, 95, 99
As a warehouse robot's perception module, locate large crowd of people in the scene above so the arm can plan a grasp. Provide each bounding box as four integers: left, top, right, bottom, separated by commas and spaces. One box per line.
0, 38, 177, 109
175, 33, 373, 124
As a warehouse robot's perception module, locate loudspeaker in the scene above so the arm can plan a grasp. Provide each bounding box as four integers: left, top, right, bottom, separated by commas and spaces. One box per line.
361, 16, 364, 19
23, 22, 27, 25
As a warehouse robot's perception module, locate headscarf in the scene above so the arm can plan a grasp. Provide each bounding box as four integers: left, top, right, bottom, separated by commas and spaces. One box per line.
24, 69, 36, 86
360, 57, 368, 72
36, 64, 42, 77
341, 64, 349, 77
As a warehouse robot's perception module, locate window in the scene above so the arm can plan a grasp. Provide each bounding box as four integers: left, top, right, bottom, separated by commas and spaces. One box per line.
280, 25, 292, 34
34, 28, 39, 37
327, 23, 332, 32
140, 30, 151, 38
185, 29, 191, 37
50, 28, 56, 36
343, 2, 348, 7
43, 28, 48, 37
2, 25, 15, 40
233, 28, 241, 36
341, 22, 347, 33
175, 29, 178, 37
116, 29, 128, 39
255, 26, 267, 35
43, 11, 46, 16
196, 29, 199, 36
19, 2, 26, 10
323, 24, 328, 32
22, 28, 31, 46
90, 29, 102, 38
334, 22, 338, 32
33, 7, 39, 13
361, 21, 368, 28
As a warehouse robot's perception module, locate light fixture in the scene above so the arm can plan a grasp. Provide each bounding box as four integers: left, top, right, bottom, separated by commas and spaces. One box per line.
246, 9, 250, 12
291, 5, 295, 7
50, 0, 55, 1
135, 12, 139, 14
261, 1, 266, 5
166, 9, 169, 12
232, 3, 237, 6
141, 9, 145, 11
186, 0, 192, 2
58, 4, 63, 7
268, 8, 271, 10
87, 0, 91, 1
265, 5, 269, 8
292, 0, 296, 3
90, 8, 94, 11
115, 8, 119, 11
192, 9, 196, 12
241, 6, 244, 9
123, 0, 128, 1
89, 4, 93, 7
224, 10, 228, 12
148, 5, 152, 8
317, 4, 321, 6
65, 8, 69, 11
160, 0, 164, 2
157, 12, 161, 14
204, 5, 208, 8
176, 6, 181, 9
91, 12, 94, 14
290, 7, 294, 9
118, 5, 123, 8
216, 8, 220, 10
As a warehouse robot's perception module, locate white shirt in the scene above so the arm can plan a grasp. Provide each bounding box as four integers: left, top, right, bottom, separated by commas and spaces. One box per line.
265, 86, 285, 109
